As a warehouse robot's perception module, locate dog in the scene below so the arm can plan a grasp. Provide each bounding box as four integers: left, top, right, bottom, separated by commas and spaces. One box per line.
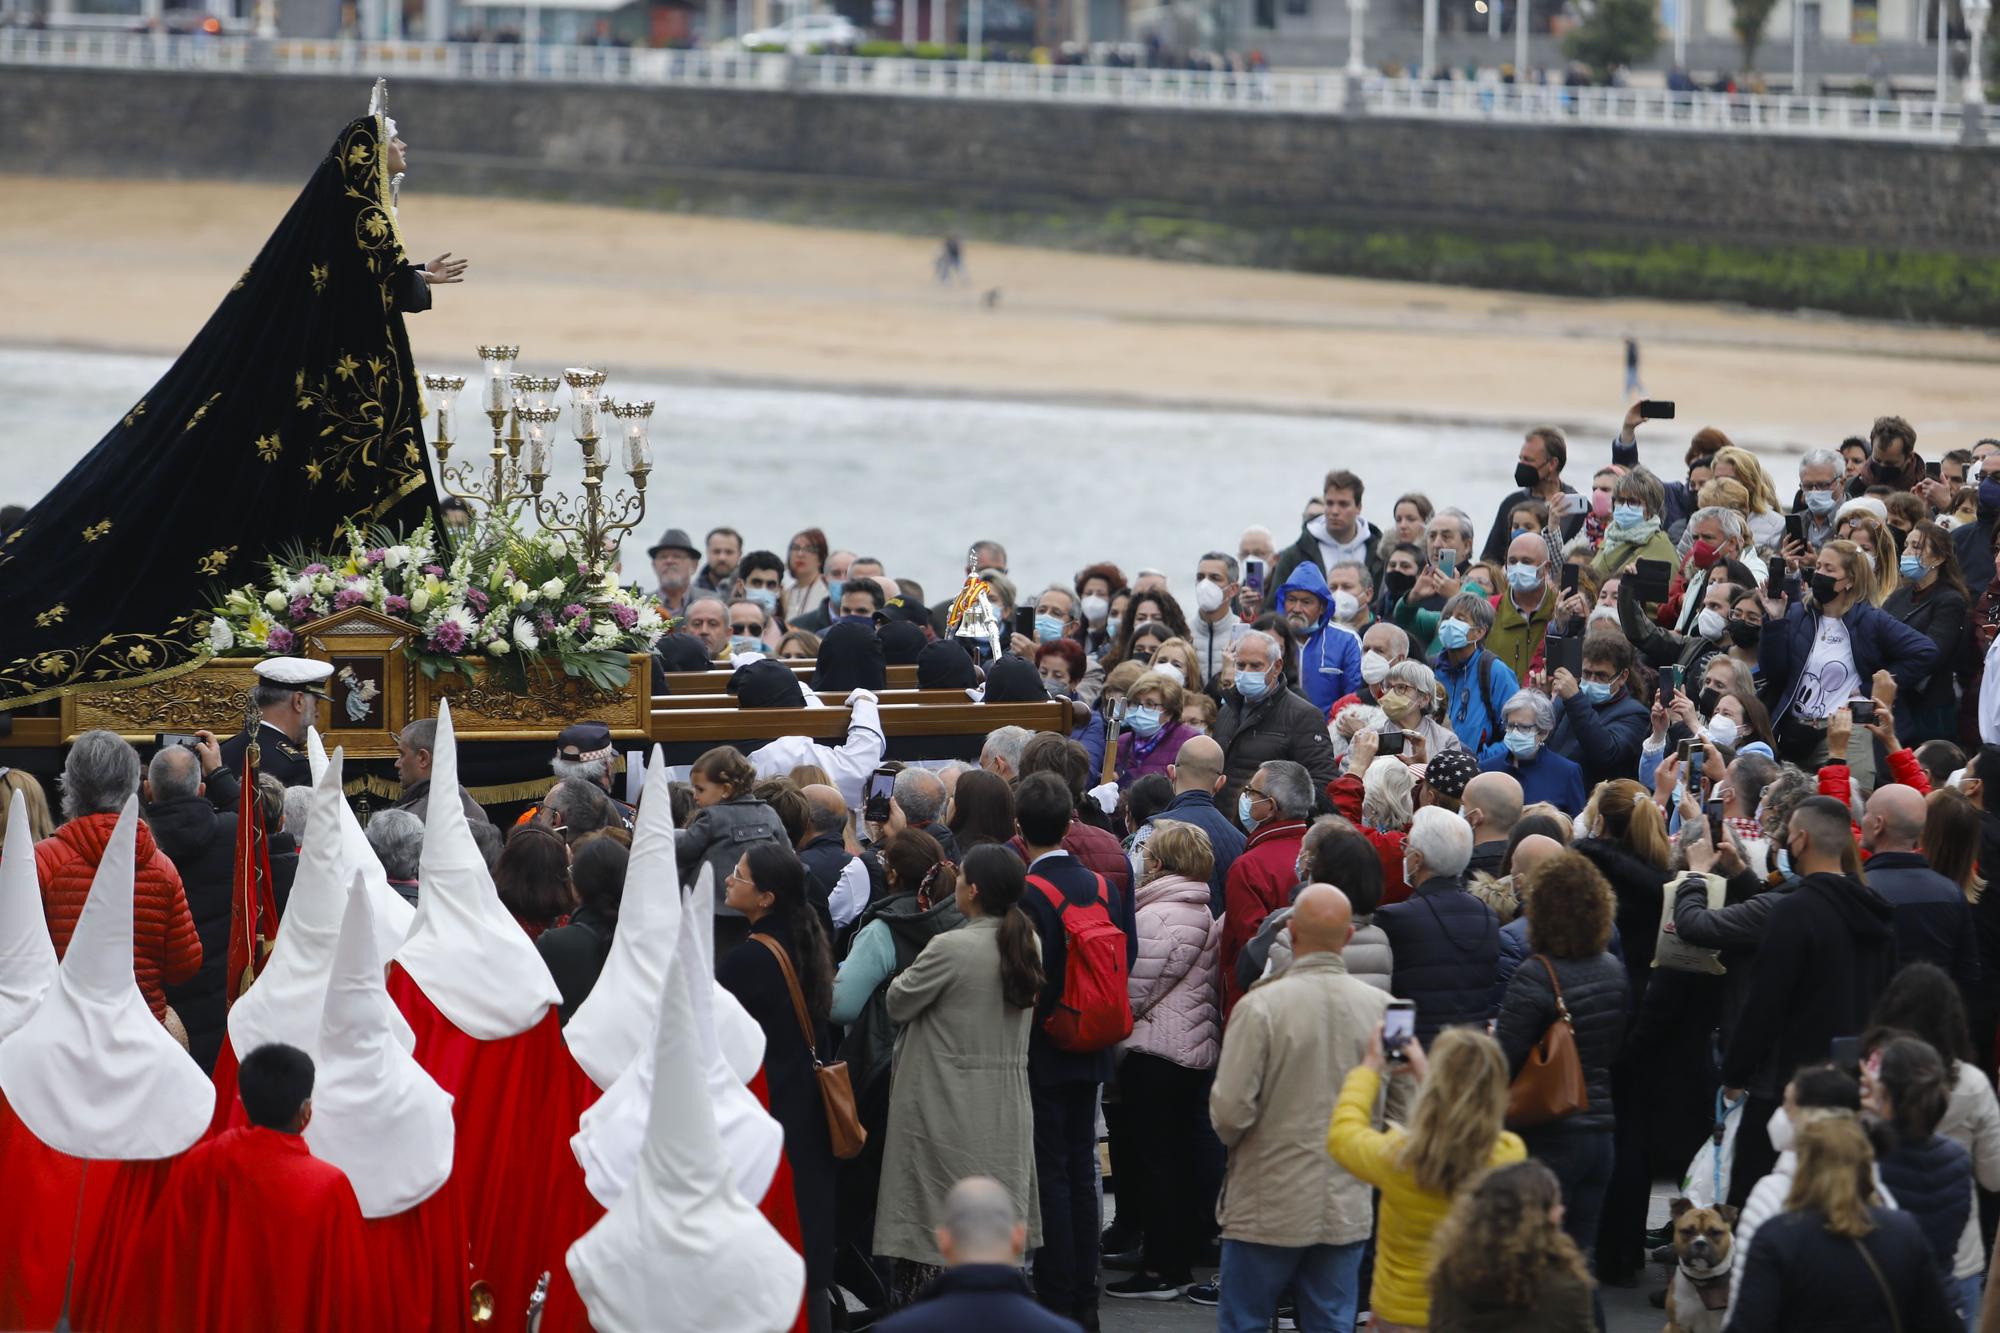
1663, 1196, 1738, 1333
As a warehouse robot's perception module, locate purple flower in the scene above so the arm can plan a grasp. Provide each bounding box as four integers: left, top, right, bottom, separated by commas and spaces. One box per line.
561, 603, 588, 620
267, 627, 296, 653
465, 587, 490, 613
288, 596, 313, 622
422, 564, 445, 578
607, 603, 638, 631
537, 611, 557, 635
428, 620, 467, 653
363, 546, 387, 565
385, 594, 411, 616
302, 563, 329, 576
334, 588, 368, 611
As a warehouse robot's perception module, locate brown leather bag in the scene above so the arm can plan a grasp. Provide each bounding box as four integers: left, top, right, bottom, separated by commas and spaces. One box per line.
756, 935, 867, 1160
1506, 954, 1589, 1128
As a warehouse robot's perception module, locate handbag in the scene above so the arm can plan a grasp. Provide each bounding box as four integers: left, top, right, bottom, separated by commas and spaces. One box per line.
1505, 955, 1589, 1128
756, 935, 867, 1160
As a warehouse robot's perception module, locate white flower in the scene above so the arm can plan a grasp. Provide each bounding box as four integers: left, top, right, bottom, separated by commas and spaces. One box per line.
634, 606, 662, 634
262, 589, 287, 613
285, 575, 314, 599
409, 589, 431, 614
508, 579, 531, 603
543, 534, 568, 559
486, 638, 510, 655
540, 578, 566, 600
513, 616, 540, 651
207, 617, 235, 652
313, 574, 336, 595
384, 545, 411, 570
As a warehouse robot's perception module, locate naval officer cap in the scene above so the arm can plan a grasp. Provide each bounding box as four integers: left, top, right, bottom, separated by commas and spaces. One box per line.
256, 656, 335, 700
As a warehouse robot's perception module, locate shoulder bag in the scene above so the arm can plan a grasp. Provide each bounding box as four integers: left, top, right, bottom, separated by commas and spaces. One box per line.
1506, 954, 1589, 1128
756, 934, 867, 1160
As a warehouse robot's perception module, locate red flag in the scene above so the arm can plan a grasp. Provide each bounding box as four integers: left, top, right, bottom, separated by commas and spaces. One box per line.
225, 749, 278, 1007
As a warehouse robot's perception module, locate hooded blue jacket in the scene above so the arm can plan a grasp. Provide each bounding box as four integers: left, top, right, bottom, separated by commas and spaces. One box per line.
1274, 560, 1363, 714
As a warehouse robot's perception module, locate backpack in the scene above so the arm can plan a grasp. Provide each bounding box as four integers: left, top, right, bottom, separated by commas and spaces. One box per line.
1028, 872, 1134, 1053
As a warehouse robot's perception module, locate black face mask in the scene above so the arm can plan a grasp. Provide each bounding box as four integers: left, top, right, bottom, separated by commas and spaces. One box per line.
1383, 569, 1417, 602
1810, 571, 1841, 605
1726, 619, 1761, 650
1514, 461, 1542, 491
1870, 457, 1902, 480
1697, 686, 1721, 717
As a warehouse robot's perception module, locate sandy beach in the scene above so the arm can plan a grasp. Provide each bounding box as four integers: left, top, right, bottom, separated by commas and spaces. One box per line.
3, 175, 1996, 448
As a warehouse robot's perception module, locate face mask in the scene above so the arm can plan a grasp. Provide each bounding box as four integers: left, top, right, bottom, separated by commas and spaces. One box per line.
1035, 613, 1065, 643
1697, 686, 1721, 715
1588, 607, 1622, 631
1593, 490, 1614, 519
729, 634, 763, 656
1810, 571, 1841, 604
1697, 607, 1728, 641
1871, 457, 1901, 480
1899, 553, 1927, 581
1436, 618, 1473, 651
1126, 705, 1163, 738
835, 614, 871, 627
745, 586, 778, 613
1690, 539, 1720, 570
1381, 689, 1417, 720
1106, 616, 1122, 640
826, 579, 845, 604
1767, 1106, 1796, 1154
1510, 528, 1530, 545
1238, 792, 1260, 830
1361, 650, 1392, 686
1042, 677, 1071, 698
1513, 460, 1541, 491
1384, 569, 1417, 602
1804, 489, 1837, 515
1237, 670, 1269, 701
1776, 848, 1793, 878
1331, 590, 1361, 624
1081, 594, 1109, 627
1611, 502, 1644, 528
1503, 727, 1540, 759
1706, 715, 1740, 748
1194, 580, 1227, 614
1506, 561, 1542, 592
1726, 618, 1761, 649
1981, 478, 2000, 511
1860, 550, 1876, 572
1577, 680, 1612, 704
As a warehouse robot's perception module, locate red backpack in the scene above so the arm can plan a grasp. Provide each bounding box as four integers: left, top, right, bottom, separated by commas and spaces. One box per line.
1028, 872, 1134, 1053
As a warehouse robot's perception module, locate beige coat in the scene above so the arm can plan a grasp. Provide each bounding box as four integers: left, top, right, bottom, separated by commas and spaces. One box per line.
873, 916, 1040, 1263
1209, 949, 1398, 1247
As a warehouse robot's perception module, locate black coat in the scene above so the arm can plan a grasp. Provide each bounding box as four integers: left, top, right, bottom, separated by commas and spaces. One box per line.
873, 1264, 1083, 1333
1671, 868, 1793, 1046
1572, 838, 1668, 1020
1875, 1134, 1974, 1273
147, 795, 238, 1075
1494, 950, 1628, 1133
534, 901, 616, 1025
1880, 581, 1967, 729
1863, 851, 1980, 994
1020, 853, 1133, 1088
1720, 872, 1896, 1100
267, 829, 298, 920
718, 916, 836, 1289
1212, 683, 1340, 814
1728, 1207, 1956, 1333
1376, 876, 1501, 1044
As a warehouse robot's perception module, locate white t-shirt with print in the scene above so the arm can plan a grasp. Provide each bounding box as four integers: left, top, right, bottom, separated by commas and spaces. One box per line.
1793, 614, 1859, 719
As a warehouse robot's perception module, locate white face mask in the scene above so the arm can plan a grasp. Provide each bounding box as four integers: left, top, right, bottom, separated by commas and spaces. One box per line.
1705, 715, 1740, 748
1588, 607, 1621, 631
1766, 1105, 1795, 1154
1081, 594, 1109, 627
1696, 607, 1728, 641
1361, 650, 1392, 686
1331, 590, 1361, 624
1194, 580, 1227, 614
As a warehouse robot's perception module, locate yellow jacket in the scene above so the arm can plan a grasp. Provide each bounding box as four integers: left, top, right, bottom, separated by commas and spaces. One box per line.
1325, 1064, 1525, 1327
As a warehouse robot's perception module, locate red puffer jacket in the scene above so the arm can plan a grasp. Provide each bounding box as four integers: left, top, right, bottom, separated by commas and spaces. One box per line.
36, 813, 202, 1019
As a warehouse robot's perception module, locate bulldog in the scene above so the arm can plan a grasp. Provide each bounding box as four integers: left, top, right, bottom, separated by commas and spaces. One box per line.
1663, 1196, 1737, 1333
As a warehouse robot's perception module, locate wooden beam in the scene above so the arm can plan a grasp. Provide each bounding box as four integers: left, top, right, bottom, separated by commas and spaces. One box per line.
647, 699, 1066, 744
654, 688, 976, 711
661, 663, 920, 694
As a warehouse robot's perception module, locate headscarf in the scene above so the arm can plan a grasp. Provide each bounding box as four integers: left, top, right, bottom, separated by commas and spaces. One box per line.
652, 632, 713, 677
982, 654, 1046, 703
730, 657, 804, 710
916, 640, 977, 690
811, 621, 886, 693
878, 621, 928, 665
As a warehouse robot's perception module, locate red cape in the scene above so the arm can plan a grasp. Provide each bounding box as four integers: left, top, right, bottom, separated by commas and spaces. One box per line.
749, 1066, 810, 1333
206, 1034, 245, 1138
117, 1125, 384, 1333
365, 1172, 476, 1333
0, 1095, 176, 1332
388, 962, 603, 1333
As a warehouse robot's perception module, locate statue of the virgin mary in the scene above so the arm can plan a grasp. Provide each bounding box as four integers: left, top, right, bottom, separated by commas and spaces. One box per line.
0, 81, 457, 711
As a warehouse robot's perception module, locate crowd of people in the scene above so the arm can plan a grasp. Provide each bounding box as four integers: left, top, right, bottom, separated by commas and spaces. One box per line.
8, 400, 2000, 1332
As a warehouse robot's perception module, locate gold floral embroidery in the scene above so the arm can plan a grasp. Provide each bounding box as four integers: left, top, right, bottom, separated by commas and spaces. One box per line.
255, 433, 282, 462
123, 401, 147, 429
335, 354, 360, 381
305, 460, 324, 485
33, 654, 65, 676
35, 604, 66, 628
197, 547, 237, 575
128, 646, 153, 666
81, 519, 112, 543
184, 392, 221, 432
346, 143, 372, 167
310, 263, 329, 294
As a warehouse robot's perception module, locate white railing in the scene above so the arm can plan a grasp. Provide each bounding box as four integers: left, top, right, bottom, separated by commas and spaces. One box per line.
1, 28, 1987, 143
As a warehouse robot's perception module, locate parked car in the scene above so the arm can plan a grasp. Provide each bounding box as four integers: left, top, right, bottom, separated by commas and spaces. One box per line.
738, 13, 865, 51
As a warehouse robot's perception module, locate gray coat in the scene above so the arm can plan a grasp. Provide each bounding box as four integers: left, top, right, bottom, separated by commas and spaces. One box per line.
1252, 908, 1392, 994
874, 916, 1041, 1264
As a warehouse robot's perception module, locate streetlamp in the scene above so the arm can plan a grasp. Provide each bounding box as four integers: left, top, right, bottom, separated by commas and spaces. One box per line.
1791, 0, 1807, 97
1421, 0, 1437, 79
1514, 0, 1529, 88
1345, 0, 1367, 110
1965, 0, 1992, 143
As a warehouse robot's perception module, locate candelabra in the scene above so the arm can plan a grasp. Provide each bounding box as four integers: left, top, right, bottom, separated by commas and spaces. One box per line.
523, 368, 651, 565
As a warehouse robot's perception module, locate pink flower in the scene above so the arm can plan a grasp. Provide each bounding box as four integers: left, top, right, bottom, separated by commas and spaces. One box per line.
561, 603, 588, 620
428, 620, 467, 653
302, 563, 329, 576
422, 564, 445, 578
537, 611, 557, 635
385, 594, 411, 616
465, 587, 489, 613
288, 596, 313, 622
267, 627, 296, 653
334, 588, 368, 611
363, 547, 388, 565
606, 603, 638, 631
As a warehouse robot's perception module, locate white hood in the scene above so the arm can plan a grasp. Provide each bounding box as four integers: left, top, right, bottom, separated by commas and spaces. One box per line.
0, 790, 56, 1041
306, 727, 416, 966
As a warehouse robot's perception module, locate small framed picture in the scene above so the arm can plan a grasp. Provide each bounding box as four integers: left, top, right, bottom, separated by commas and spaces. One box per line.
331, 656, 386, 730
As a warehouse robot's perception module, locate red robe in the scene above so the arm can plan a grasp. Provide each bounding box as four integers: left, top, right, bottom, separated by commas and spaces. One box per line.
121, 1126, 384, 1333
388, 963, 603, 1333
364, 1172, 476, 1333
749, 1067, 810, 1333
206, 1035, 244, 1139
0, 1095, 176, 1332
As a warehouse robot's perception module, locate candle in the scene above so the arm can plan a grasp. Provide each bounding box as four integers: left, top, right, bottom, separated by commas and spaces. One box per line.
576, 400, 599, 441
435, 395, 453, 445
527, 422, 550, 479
625, 422, 649, 472
487, 367, 509, 413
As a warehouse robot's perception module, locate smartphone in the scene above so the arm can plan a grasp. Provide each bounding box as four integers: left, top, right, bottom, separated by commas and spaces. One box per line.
1377, 731, 1407, 757
1849, 698, 1877, 724
1829, 1035, 1862, 1074
1557, 492, 1590, 517
155, 732, 199, 750
1926, 460, 1942, 481
1766, 557, 1787, 597
1437, 548, 1458, 577
1560, 563, 1581, 595
1666, 664, 1684, 697
1550, 634, 1583, 681
1676, 737, 1695, 766
864, 769, 895, 825
1633, 558, 1673, 602
1243, 559, 1265, 594
1384, 999, 1417, 1065
1638, 399, 1677, 420
1013, 607, 1036, 642
1783, 512, 1809, 550
1706, 808, 1725, 844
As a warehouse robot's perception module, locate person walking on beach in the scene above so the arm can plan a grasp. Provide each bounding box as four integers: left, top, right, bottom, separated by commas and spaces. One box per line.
936, 236, 967, 285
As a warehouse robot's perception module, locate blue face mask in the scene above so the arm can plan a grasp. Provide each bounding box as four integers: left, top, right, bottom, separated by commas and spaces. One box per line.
1126, 705, 1163, 738
826, 579, 845, 604
1982, 479, 2000, 511
1775, 848, 1793, 878
1503, 727, 1540, 759
1436, 618, 1473, 651
1035, 613, 1065, 643
1505, 561, 1542, 592
1510, 527, 1529, 544
835, 613, 871, 627
1238, 792, 1260, 830
729, 634, 762, 656
1577, 680, 1613, 704
1804, 489, 1838, 515
745, 586, 778, 613
1236, 670, 1269, 701
1900, 553, 1927, 581
1611, 503, 1645, 528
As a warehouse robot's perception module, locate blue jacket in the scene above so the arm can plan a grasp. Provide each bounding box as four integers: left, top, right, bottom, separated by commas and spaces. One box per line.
1435, 648, 1519, 754
1276, 560, 1363, 713
1759, 599, 1941, 726
1492, 915, 1625, 1014
1864, 851, 1981, 994
1478, 746, 1589, 816
1070, 702, 1108, 776
1547, 688, 1651, 791
875, 1265, 1083, 1333
1375, 875, 1500, 1043
1145, 788, 1246, 917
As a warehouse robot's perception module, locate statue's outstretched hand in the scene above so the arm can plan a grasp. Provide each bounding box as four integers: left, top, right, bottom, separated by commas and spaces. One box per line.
421, 253, 468, 285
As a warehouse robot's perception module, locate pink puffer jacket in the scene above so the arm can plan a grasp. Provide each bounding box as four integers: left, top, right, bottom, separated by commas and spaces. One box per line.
1124, 873, 1222, 1070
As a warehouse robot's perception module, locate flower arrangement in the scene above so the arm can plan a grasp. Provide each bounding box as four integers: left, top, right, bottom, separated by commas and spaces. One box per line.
208, 514, 667, 691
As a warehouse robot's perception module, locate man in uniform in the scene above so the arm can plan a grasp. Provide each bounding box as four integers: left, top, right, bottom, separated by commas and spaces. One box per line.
511, 721, 638, 829
197, 657, 331, 810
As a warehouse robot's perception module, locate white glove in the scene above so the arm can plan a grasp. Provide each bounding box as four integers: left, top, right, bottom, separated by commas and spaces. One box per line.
1088, 781, 1120, 816
845, 689, 880, 707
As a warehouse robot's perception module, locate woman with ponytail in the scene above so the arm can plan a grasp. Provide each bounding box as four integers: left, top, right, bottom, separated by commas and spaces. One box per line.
872, 844, 1045, 1306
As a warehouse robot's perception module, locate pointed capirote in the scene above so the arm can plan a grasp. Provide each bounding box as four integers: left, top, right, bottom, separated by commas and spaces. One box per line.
0, 789, 57, 1041
393, 699, 561, 1038
0, 796, 210, 1158
303, 873, 456, 1218
308, 727, 414, 963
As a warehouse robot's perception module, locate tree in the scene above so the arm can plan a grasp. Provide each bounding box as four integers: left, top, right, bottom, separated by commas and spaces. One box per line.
1561, 0, 1662, 82
1732, 0, 1781, 71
